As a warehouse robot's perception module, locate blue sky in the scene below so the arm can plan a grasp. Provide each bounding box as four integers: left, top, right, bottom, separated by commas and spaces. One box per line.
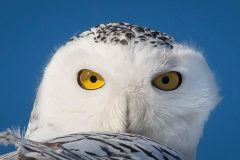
0, 0, 239, 159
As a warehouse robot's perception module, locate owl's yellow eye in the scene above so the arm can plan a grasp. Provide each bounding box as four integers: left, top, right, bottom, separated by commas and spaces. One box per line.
152, 71, 182, 91
77, 69, 105, 90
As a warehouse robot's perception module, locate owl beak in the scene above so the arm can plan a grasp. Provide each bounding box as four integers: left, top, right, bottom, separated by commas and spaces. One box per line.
124, 89, 148, 133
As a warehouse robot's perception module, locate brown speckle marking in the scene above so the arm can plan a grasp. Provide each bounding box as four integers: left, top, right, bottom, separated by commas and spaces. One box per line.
69, 23, 175, 49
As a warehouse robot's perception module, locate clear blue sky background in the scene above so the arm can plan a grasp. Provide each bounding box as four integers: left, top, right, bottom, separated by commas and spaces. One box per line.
0, 0, 239, 159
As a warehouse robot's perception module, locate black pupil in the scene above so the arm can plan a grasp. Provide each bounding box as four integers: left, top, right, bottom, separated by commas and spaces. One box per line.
162, 76, 170, 84
90, 75, 97, 83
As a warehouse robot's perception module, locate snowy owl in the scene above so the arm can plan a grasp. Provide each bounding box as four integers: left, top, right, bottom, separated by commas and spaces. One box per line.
0, 23, 219, 160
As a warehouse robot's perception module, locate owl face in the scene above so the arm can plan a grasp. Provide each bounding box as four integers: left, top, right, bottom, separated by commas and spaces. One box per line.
26, 23, 220, 160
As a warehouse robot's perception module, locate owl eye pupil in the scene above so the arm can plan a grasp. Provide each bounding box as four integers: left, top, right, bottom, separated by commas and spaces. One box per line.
90, 75, 97, 83
161, 76, 170, 84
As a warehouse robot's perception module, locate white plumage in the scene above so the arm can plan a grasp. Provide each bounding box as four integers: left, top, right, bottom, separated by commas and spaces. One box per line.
0, 23, 220, 160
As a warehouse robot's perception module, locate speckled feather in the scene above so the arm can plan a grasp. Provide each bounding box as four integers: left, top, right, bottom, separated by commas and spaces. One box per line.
69, 22, 175, 49
0, 131, 185, 160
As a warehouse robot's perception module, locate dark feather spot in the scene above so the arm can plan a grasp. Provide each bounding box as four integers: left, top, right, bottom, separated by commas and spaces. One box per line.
125, 32, 135, 39
100, 37, 106, 41
158, 36, 168, 41
120, 39, 128, 45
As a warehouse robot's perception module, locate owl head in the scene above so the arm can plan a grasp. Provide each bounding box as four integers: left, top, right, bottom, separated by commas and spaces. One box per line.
25, 23, 220, 160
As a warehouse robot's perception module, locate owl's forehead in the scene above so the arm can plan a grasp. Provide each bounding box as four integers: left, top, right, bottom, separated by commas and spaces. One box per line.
61, 38, 178, 80
69, 22, 175, 49
59, 23, 195, 75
